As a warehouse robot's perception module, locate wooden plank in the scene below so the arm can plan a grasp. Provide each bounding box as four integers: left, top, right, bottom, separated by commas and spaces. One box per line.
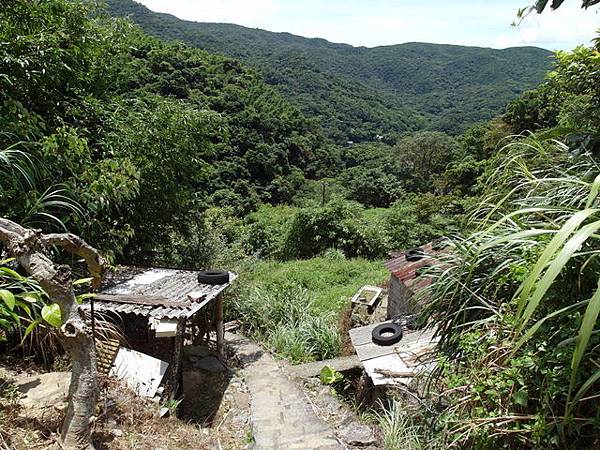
363, 354, 413, 386
396, 329, 438, 349
351, 326, 438, 362
354, 342, 396, 361
94, 293, 186, 308
350, 324, 437, 350
348, 323, 378, 346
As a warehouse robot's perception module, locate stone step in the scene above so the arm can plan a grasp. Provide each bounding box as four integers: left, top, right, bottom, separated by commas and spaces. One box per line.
226, 333, 345, 450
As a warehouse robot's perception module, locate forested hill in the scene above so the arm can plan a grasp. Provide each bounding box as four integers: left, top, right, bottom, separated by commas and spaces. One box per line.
106, 0, 553, 142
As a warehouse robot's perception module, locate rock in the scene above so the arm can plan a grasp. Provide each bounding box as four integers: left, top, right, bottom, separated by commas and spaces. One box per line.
184, 345, 212, 358
338, 422, 376, 447
194, 356, 226, 373
15, 371, 70, 410
111, 428, 123, 437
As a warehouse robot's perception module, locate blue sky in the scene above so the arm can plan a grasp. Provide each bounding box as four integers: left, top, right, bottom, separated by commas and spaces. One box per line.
135, 0, 599, 50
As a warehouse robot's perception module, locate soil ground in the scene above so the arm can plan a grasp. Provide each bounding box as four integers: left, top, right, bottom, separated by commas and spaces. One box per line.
1, 331, 379, 450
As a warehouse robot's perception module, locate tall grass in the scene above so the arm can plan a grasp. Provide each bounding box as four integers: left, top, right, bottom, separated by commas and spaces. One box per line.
371, 400, 442, 450
227, 256, 387, 362
421, 134, 600, 442
229, 285, 342, 362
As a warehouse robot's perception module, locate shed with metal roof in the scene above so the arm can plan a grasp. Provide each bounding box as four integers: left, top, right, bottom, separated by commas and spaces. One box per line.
82, 267, 236, 399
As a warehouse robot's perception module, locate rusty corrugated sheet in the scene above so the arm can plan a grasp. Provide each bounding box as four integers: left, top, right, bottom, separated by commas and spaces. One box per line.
81, 268, 236, 320
384, 242, 438, 290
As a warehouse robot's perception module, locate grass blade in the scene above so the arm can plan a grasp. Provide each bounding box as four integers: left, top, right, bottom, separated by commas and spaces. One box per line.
515, 209, 598, 322
567, 279, 600, 412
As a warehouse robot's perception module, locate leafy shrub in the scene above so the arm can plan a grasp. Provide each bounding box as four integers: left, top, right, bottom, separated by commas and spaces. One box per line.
283, 199, 389, 259
420, 135, 600, 447
241, 205, 295, 259
383, 193, 461, 252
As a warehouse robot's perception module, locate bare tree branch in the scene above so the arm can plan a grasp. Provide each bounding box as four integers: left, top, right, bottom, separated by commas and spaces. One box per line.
0, 217, 103, 449
43, 233, 105, 288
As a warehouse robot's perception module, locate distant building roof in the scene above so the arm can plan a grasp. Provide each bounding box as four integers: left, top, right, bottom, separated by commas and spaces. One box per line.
81, 268, 236, 320
384, 240, 445, 290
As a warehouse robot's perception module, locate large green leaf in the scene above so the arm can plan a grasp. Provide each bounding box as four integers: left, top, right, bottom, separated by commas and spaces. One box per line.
320, 365, 344, 385
0, 289, 15, 311
76, 293, 96, 304
0, 266, 24, 281
518, 219, 600, 333
567, 279, 600, 411
22, 319, 42, 342
568, 369, 600, 416
72, 277, 93, 286
512, 298, 590, 355
515, 210, 599, 329
585, 173, 600, 208
41, 303, 62, 328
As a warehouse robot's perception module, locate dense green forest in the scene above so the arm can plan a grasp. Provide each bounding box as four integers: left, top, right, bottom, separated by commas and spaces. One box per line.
0, 0, 340, 264
106, 0, 552, 142
2, 0, 600, 449
0, 0, 506, 269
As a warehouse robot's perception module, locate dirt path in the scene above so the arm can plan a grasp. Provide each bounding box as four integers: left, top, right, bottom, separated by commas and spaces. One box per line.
226, 332, 345, 450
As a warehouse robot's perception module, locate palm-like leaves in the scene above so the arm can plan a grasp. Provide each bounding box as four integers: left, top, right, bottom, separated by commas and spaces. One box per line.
1, 139, 84, 231
22, 186, 84, 231
0, 141, 36, 189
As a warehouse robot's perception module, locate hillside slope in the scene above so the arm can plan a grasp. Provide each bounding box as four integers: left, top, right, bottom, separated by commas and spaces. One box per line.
106, 0, 553, 141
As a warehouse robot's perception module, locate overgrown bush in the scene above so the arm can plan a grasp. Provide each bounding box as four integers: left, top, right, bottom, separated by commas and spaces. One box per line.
383, 193, 461, 252
283, 199, 390, 259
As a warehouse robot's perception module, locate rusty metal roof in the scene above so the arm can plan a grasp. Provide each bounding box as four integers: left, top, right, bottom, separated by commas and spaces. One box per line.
81, 268, 236, 320
384, 241, 442, 290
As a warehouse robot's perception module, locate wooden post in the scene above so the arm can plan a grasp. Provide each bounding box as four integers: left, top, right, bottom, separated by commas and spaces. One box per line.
168, 319, 186, 400
215, 293, 225, 359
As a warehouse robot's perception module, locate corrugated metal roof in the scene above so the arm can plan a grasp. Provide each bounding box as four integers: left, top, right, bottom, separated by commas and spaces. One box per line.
81, 268, 236, 320
384, 241, 441, 290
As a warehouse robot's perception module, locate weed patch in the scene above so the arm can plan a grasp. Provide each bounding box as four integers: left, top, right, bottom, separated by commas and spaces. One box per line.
228, 256, 387, 362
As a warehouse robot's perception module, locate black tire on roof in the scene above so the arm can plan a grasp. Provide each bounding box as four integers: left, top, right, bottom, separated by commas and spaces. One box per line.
197, 270, 230, 285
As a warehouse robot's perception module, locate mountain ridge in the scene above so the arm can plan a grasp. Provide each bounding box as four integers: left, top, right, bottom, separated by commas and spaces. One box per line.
106, 0, 553, 141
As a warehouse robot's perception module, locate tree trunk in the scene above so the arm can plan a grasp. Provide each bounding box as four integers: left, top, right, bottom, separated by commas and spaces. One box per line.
0, 221, 104, 450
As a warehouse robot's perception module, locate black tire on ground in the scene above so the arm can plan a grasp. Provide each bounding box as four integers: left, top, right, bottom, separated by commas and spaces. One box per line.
371, 322, 403, 346
197, 270, 230, 285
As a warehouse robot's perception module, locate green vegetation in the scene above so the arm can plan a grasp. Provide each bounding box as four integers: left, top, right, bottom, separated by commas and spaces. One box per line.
227, 256, 387, 362
106, 0, 552, 141
408, 38, 600, 448
0, 0, 336, 265
2, 1, 600, 447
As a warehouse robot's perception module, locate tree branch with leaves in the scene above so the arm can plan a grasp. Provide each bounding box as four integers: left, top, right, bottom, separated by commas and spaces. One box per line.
515, 0, 600, 25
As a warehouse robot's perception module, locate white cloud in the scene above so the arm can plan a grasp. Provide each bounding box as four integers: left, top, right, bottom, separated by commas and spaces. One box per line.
494, 3, 599, 49
134, 0, 600, 50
